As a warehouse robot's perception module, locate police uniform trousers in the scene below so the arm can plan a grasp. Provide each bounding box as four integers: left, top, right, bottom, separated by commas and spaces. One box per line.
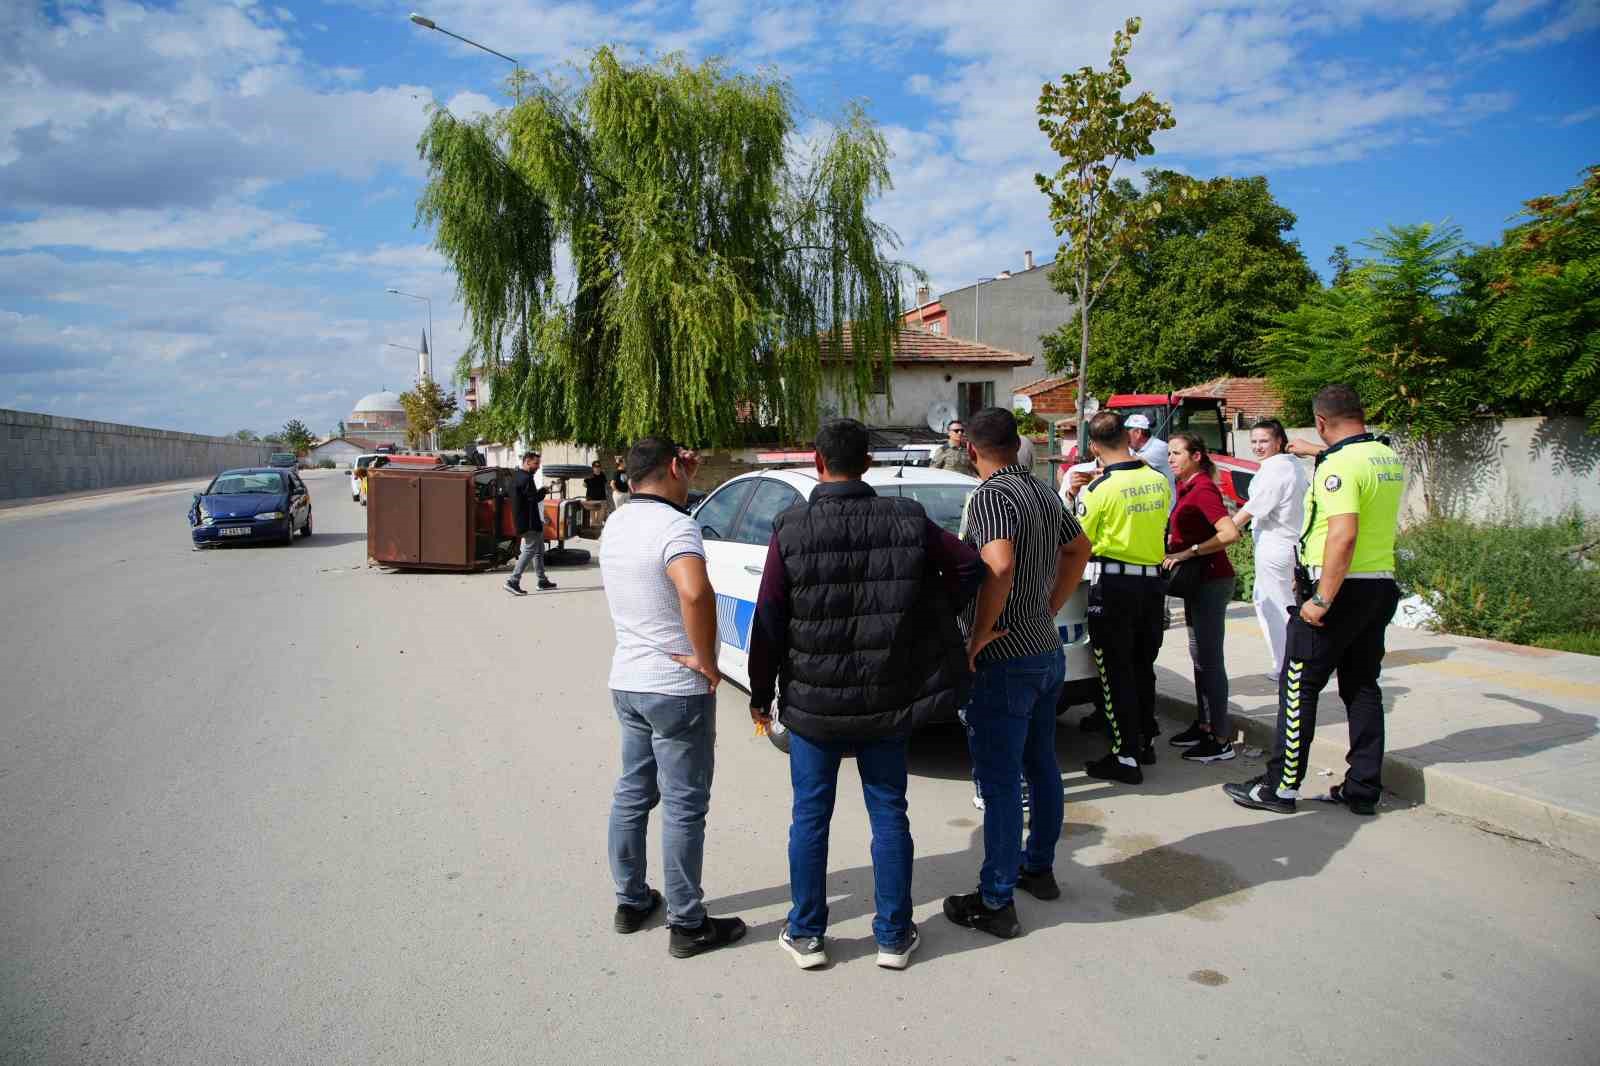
1264, 578, 1401, 803
1086, 571, 1167, 756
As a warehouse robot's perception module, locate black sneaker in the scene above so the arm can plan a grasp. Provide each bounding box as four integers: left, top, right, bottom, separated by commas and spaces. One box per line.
1169, 721, 1208, 748
1084, 753, 1143, 784
504, 579, 527, 596
1223, 775, 1297, 814
943, 892, 1021, 939
537, 577, 557, 591
1182, 736, 1237, 763
1016, 867, 1060, 901
780, 928, 828, 970
1077, 709, 1107, 734
875, 924, 919, 970
1320, 783, 1378, 816
668, 915, 747, 959
613, 889, 662, 934
1137, 742, 1158, 766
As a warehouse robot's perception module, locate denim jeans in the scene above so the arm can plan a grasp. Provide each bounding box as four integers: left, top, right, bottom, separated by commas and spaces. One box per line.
964, 648, 1066, 908
787, 731, 913, 949
608, 689, 717, 927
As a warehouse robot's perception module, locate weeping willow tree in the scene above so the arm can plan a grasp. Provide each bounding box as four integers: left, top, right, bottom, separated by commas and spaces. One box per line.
416, 48, 910, 448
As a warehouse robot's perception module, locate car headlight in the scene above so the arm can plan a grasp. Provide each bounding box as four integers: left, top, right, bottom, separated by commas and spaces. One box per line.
198, 508, 213, 526
256, 511, 286, 520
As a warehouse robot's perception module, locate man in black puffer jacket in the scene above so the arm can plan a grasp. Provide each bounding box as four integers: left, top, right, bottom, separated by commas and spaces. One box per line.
749, 418, 982, 972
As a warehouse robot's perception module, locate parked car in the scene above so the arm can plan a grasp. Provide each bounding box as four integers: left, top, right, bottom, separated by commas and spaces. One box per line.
350, 453, 384, 501
188, 468, 313, 547
267, 452, 298, 469
693, 463, 1098, 751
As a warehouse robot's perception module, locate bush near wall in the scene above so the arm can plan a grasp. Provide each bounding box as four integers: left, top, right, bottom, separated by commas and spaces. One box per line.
1228, 514, 1600, 655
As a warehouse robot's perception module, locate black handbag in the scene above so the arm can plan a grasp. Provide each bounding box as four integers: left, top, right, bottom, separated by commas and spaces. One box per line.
1164, 554, 1208, 599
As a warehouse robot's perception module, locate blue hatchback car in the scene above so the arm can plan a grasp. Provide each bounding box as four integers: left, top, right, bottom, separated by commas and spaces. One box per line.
188, 468, 313, 547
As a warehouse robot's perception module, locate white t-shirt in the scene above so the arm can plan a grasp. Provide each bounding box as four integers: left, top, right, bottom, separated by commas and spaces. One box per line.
1137, 436, 1176, 499
1241, 452, 1308, 543
601, 497, 711, 696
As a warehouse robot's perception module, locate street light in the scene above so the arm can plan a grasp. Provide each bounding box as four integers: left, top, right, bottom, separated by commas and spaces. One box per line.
385, 288, 432, 380
383, 342, 438, 452
407, 12, 523, 104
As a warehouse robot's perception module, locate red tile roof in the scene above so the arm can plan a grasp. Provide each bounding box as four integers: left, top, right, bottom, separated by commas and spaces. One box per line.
1015, 375, 1075, 397
1175, 376, 1283, 420
821, 327, 1032, 367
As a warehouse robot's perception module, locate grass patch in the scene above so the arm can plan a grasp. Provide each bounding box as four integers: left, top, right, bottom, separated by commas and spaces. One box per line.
1533, 631, 1600, 657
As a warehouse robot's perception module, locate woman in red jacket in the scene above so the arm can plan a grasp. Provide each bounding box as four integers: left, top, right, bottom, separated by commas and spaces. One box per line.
1162, 433, 1240, 763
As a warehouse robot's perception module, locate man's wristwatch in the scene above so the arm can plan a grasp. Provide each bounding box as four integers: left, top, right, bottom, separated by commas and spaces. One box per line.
1309, 592, 1332, 609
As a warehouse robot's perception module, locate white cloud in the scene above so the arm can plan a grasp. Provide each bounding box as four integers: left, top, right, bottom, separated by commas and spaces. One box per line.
1484, 0, 1552, 22
0, 203, 326, 253
1557, 103, 1600, 125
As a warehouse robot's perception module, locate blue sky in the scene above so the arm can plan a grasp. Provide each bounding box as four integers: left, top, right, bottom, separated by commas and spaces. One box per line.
1, 0, 1596, 437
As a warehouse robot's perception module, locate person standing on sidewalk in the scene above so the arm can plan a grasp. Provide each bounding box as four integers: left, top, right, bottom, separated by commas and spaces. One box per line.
1125, 413, 1175, 499
505, 452, 556, 594
944, 407, 1091, 941
1225, 385, 1405, 818
1230, 419, 1308, 681
600, 437, 746, 957
1076, 412, 1173, 785
748, 419, 982, 971
1162, 433, 1241, 765
929, 420, 978, 476
610, 455, 630, 510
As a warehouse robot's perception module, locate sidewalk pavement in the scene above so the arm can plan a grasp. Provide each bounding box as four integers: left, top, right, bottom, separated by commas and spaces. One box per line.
1152, 602, 1600, 862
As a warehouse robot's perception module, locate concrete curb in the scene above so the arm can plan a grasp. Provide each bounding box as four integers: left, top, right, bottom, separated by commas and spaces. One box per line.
1152, 689, 1600, 864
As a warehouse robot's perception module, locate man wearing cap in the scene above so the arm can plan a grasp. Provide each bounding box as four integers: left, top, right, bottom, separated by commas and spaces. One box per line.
1075, 411, 1173, 783
1125, 414, 1175, 498
1225, 385, 1404, 817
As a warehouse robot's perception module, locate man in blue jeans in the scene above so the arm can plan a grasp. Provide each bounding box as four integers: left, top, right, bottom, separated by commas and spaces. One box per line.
946, 407, 1091, 938
600, 437, 746, 959
749, 419, 982, 971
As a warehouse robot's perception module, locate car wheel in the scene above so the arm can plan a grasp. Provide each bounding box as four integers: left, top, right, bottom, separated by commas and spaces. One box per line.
301, 512, 313, 538
1057, 676, 1101, 715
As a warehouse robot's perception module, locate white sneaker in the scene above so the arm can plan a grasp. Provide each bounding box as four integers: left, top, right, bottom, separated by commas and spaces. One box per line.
780, 929, 827, 970
876, 924, 920, 970
971, 791, 985, 811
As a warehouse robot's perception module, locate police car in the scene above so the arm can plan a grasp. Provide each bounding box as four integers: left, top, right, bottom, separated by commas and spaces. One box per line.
693, 457, 1099, 750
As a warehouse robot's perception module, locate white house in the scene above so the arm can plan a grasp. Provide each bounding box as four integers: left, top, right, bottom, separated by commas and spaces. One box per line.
819, 327, 1033, 439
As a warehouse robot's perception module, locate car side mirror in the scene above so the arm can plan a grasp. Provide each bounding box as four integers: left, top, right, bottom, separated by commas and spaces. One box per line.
700, 525, 721, 540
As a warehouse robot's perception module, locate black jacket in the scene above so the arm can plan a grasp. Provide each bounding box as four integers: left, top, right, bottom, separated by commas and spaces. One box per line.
752, 481, 980, 744
512, 470, 548, 535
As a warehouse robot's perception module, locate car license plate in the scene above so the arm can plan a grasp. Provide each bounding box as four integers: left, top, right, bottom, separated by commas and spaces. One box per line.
219, 527, 251, 537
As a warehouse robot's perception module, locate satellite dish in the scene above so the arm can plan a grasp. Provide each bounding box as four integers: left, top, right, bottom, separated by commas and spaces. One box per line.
1084, 396, 1101, 417
1012, 393, 1034, 414
927, 400, 959, 434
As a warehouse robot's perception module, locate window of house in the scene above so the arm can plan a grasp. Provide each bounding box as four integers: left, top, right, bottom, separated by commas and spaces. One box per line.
870, 366, 887, 395
929, 321, 943, 335
958, 380, 995, 419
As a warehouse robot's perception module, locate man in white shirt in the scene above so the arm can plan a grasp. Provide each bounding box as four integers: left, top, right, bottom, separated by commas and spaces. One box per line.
1125, 413, 1175, 498
600, 437, 746, 959
1229, 419, 1309, 679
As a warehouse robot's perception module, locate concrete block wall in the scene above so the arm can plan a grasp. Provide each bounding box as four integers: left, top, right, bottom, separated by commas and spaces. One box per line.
0, 409, 275, 502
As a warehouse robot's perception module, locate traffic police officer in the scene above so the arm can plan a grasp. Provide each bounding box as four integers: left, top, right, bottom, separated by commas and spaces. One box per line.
1076, 411, 1173, 784
1225, 384, 1405, 816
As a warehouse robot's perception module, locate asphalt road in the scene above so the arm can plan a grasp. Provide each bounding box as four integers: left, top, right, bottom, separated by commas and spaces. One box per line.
2, 470, 1597, 1065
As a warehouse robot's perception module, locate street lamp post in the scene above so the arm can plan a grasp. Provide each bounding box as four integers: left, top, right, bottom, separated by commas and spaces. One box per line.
407, 12, 523, 104
385, 288, 432, 381
383, 341, 437, 452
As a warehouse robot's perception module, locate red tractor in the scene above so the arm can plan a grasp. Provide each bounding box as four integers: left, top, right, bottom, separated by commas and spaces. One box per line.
1057, 392, 1258, 506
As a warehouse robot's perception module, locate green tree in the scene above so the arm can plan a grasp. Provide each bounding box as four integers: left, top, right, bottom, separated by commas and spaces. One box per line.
1477, 165, 1600, 429
1328, 244, 1353, 286
416, 48, 908, 448
279, 420, 314, 455
1041, 169, 1316, 394
438, 407, 493, 450
1035, 17, 1178, 437
398, 379, 459, 450
1259, 222, 1486, 512
233, 429, 260, 442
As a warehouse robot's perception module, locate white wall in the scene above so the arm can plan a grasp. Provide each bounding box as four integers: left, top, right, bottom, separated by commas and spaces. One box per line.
309, 439, 366, 467
820, 366, 1007, 428
1230, 416, 1599, 525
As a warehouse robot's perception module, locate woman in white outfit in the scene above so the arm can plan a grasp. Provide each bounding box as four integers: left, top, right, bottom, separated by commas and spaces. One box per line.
1230, 419, 1308, 681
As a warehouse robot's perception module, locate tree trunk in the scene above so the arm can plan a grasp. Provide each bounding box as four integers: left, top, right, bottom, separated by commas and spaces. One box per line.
1075, 261, 1090, 453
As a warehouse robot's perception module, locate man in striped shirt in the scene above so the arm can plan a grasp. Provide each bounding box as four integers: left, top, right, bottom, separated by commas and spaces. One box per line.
944, 407, 1092, 940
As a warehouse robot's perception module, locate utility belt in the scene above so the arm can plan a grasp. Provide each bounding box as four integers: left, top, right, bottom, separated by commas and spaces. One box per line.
1090, 556, 1163, 580
1294, 563, 1396, 601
